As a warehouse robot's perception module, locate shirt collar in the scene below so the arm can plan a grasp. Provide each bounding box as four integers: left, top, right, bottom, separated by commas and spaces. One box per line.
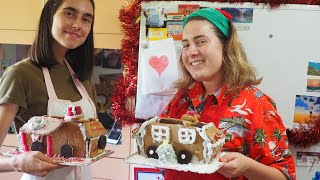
187, 81, 227, 107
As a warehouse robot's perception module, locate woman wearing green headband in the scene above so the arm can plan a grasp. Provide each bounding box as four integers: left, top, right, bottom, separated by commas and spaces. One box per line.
161, 8, 296, 180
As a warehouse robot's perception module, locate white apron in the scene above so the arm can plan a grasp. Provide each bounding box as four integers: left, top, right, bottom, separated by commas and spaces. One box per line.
21, 59, 97, 180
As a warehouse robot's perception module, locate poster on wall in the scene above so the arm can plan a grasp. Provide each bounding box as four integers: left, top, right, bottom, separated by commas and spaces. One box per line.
220, 8, 253, 23
296, 152, 320, 167
307, 79, 320, 93
307, 62, 320, 77
294, 95, 320, 124
95, 49, 122, 69
306, 61, 320, 93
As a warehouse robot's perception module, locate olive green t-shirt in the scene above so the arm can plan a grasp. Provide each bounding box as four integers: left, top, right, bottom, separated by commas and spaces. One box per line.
0, 58, 96, 131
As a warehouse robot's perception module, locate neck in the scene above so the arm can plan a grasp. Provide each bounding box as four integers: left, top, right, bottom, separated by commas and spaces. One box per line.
202, 67, 225, 98
202, 72, 224, 98
203, 81, 223, 98
52, 41, 68, 64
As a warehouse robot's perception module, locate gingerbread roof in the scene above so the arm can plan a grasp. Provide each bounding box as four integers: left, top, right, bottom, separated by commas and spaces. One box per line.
20, 116, 63, 135
81, 120, 107, 139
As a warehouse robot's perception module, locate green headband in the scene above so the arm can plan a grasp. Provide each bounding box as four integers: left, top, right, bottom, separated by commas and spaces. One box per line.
182, 8, 230, 37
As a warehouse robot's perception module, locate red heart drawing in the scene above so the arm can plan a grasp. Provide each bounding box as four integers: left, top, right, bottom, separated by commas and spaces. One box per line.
148, 55, 169, 76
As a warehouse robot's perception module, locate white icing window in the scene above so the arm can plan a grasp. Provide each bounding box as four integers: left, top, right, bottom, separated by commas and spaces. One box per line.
178, 128, 196, 144
151, 125, 170, 143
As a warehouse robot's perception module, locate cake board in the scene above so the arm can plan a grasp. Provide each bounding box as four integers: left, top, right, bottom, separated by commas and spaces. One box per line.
125, 152, 228, 174
2, 148, 114, 166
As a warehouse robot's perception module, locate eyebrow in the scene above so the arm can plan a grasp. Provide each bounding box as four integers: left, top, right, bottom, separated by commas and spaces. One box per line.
182, 35, 206, 43
63, 7, 93, 19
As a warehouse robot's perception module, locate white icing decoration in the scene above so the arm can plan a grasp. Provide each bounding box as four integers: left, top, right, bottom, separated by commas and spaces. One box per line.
197, 123, 214, 142
17, 132, 23, 151
202, 141, 213, 164
151, 125, 170, 143
77, 123, 87, 141
197, 123, 225, 163
202, 137, 226, 163
156, 140, 178, 164
31, 134, 43, 142
137, 116, 159, 139
190, 155, 204, 164
87, 139, 91, 158
135, 116, 159, 156
29, 116, 49, 130
178, 128, 196, 144
20, 116, 63, 135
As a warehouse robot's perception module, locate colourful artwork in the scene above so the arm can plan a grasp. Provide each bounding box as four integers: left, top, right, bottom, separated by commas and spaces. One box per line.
178, 4, 200, 14
143, 7, 166, 28
148, 28, 167, 41
294, 95, 320, 124
139, 38, 178, 95
148, 55, 169, 76
296, 152, 320, 167
220, 8, 253, 23
95, 49, 121, 69
166, 20, 183, 40
308, 62, 320, 76
307, 79, 320, 93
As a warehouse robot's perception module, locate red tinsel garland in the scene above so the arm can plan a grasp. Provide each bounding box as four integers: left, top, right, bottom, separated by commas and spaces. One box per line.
287, 120, 320, 148
111, 0, 142, 126
111, 0, 320, 146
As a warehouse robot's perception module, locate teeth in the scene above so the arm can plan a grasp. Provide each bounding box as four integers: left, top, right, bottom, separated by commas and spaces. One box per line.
191, 61, 203, 66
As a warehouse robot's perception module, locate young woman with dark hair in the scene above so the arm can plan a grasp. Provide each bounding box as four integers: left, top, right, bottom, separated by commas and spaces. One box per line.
0, 0, 96, 179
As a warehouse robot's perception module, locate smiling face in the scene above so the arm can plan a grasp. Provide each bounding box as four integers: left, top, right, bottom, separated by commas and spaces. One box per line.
51, 0, 94, 58
181, 20, 225, 84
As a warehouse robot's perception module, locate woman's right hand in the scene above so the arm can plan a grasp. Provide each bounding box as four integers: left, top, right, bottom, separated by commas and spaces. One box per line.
11, 151, 63, 177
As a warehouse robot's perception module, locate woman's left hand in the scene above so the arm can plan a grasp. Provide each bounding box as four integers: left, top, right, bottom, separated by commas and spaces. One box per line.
217, 152, 253, 178
125, 96, 135, 112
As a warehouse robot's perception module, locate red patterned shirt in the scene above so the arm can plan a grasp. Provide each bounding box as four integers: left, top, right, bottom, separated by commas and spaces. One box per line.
161, 81, 296, 180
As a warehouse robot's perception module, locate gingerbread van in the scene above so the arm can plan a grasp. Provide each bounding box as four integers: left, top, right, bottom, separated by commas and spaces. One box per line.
134, 115, 225, 164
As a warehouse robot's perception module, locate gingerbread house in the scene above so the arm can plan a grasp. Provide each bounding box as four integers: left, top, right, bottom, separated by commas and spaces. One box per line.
19, 115, 107, 159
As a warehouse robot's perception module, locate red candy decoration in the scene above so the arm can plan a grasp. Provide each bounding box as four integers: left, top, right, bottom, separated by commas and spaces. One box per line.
67, 106, 82, 116
46, 135, 53, 157
21, 132, 29, 152
75, 106, 82, 114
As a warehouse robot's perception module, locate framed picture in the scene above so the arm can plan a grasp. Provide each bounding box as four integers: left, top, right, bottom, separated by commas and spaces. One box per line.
95, 73, 122, 113
134, 167, 164, 180
95, 49, 122, 69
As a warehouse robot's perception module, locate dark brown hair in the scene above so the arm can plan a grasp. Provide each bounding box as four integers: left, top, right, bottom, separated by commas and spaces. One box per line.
28, 0, 95, 81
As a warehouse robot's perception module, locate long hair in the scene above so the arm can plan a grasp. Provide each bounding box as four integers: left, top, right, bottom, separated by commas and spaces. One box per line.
28, 0, 95, 81
175, 17, 262, 92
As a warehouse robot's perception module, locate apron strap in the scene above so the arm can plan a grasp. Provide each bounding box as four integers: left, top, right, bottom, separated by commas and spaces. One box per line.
64, 59, 89, 99
64, 59, 97, 118
42, 59, 97, 118
42, 67, 58, 99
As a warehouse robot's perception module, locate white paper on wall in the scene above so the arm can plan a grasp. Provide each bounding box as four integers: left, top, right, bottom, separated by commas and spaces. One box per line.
135, 93, 174, 119
135, 38, 178, 119
140, 38, 178, 95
